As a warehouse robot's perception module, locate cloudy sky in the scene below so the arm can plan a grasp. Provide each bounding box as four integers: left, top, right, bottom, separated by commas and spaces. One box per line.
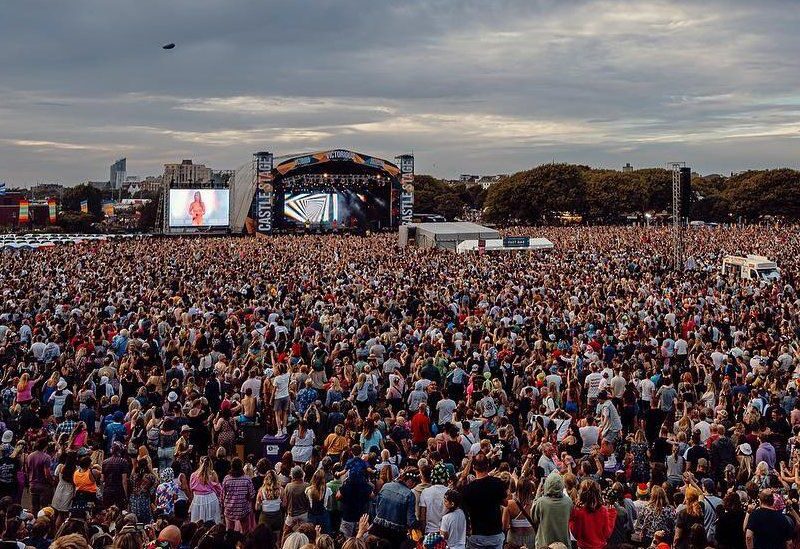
2, 0, 800, 185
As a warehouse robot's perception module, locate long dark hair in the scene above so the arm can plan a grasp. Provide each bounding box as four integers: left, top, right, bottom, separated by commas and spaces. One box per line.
61, 451, 78, 483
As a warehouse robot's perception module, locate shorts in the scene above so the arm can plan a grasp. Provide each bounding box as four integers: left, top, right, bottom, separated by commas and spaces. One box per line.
285, 512, 308, 526
273, 396, 289, 412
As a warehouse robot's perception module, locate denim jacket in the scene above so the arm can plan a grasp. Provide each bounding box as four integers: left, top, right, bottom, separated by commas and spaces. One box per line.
374, 481, 416, 531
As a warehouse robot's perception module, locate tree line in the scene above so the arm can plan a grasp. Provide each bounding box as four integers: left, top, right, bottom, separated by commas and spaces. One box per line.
414, 165, 800, 224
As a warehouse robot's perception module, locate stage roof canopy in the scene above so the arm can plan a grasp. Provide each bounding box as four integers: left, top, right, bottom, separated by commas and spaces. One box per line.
275, 149, 400, 179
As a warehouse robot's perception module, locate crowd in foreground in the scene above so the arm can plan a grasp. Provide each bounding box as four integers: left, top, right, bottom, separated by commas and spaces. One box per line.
0, 225, 798, 549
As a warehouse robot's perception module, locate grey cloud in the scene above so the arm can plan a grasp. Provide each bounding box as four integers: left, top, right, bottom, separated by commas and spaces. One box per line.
1, 0, 800, 183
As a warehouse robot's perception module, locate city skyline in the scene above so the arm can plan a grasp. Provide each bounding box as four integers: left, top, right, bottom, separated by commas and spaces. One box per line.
2, 0, 800, 185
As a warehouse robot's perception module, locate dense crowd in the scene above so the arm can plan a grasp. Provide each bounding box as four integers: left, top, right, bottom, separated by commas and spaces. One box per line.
0, 225, 798, 549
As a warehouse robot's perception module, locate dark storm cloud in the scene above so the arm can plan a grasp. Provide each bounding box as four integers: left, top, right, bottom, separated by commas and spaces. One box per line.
1, 0, 800, 184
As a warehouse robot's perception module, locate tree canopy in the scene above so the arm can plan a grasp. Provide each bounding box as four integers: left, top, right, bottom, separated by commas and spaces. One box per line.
481, 163, 800, 225
413, 175, 485, 220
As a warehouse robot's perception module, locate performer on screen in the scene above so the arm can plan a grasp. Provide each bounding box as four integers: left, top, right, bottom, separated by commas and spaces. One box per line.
188, 191, 206, 226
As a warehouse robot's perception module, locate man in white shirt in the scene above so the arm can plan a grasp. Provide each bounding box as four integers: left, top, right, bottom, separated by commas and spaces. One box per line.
419, 464, 450, 533
585, 365, 603, 404
610, 371, 627, 400
695, 411, 712, 443
639, 374, 655, 411
436, 397, 457, 427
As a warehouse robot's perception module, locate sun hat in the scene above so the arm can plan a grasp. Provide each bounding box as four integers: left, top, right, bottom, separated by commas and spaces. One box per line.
738, 443, 752, 456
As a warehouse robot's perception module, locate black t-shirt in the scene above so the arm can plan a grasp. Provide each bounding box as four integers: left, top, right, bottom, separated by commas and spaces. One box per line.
746, 508, 794, 549
650, 437, 671, 463
461, 475, 506, 536
685, 444, 709, 470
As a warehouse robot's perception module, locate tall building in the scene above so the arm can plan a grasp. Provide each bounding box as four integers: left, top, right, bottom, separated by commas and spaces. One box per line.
163, 160, 213, 185
110, 158, 126, 190
622, 162, 634, 173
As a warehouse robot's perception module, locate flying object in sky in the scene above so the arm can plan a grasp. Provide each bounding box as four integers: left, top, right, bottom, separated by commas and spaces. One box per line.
162, 43, 175, 50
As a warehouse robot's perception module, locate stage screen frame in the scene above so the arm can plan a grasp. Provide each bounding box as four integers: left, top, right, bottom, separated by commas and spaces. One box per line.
168, 189, 230, 228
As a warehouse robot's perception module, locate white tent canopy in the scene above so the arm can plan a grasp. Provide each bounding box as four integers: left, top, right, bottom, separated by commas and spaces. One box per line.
456, 237, 554, 253
398, 222, 500, 250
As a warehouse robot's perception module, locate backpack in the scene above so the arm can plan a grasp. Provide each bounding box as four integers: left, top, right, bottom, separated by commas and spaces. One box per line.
147, 421, 162, 449
312, 351, 326, 372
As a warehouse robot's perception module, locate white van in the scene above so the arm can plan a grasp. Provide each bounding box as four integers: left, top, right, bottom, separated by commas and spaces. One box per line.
722, 255, 780, 282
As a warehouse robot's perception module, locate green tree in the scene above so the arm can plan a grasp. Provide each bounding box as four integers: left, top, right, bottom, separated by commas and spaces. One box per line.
413, 175, 468, 220
61, 184, 103, 218
484, 164, 585, 224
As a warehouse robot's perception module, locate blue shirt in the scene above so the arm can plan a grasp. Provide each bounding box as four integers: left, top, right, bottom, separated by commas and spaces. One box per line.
104, 421, 126, 451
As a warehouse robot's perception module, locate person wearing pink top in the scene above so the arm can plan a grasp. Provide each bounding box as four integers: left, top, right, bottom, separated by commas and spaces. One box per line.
15, 373, 42, 405
189, 456, 222, 523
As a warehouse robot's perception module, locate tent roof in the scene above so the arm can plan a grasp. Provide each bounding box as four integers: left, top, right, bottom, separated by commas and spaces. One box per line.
410, 222, 498, 235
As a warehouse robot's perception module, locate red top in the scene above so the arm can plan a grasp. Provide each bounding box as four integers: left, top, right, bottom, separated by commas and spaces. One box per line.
410, 411, 431, 444
569, 506, 616, 549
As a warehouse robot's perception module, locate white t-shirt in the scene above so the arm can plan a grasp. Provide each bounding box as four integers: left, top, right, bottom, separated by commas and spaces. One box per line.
440, 508, 467, 549
639, 378, 655, 403
437, 399, 457, 425
420, 484, 449, 533
711, 351, 726, 369
695, 420, 711, 442
273, 373, 291, 399
585, 372, 603, 398
579, 425, 600, 454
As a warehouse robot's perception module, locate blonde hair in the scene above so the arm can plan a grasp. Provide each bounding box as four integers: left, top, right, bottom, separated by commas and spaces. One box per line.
649, 485, 668, 511
17, 373, 29, 392
193, 456, 216, 485
261, 469, 281, 500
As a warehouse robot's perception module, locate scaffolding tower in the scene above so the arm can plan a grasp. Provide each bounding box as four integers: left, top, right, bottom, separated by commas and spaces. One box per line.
668, 162, 685, 270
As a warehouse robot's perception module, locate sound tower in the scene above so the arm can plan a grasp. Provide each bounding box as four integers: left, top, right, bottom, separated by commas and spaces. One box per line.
679, 167, 692, 219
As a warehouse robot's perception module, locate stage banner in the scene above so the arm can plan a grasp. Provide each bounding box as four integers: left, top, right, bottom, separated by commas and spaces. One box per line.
254, 151, 274, 235
102, 200, 115, 217
396, 154, 414, 225
19, 199, 29, 224
47, 198, 57, 223
276, 149, 400, 177
80, 200, 89, 213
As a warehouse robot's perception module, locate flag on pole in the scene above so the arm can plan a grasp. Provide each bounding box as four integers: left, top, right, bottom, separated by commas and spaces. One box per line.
80, 200, 88, 213
48, 198, 57, 223
19, 200, 29, 223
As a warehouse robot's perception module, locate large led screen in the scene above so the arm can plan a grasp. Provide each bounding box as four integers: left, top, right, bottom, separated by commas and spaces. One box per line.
169, 189, 230, 228
284, 192, 340, 224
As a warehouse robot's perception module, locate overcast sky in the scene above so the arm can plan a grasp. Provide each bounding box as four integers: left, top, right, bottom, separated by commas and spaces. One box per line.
2, 0, 800, 185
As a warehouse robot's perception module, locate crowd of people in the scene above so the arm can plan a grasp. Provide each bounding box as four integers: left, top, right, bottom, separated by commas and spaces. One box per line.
0, 224, 797, 549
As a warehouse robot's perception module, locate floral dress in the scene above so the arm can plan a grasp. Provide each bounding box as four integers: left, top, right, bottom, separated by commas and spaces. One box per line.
216, 418, 237, 455
156, 468, 180, 516
634, 504, 676, 542
129, 470, 157, 523
630, 441, 650, 482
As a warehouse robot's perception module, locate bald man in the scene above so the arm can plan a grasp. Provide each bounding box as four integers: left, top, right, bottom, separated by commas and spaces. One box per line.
157, 525, 182, 549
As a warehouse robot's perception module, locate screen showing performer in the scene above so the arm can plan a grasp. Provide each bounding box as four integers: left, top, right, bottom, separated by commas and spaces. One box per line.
169, 189, 229, 228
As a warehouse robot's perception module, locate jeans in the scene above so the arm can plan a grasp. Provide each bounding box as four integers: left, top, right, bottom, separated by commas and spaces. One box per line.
340, 520, 357, 538
467, 533, 505, 549
308, 510, 332, 533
